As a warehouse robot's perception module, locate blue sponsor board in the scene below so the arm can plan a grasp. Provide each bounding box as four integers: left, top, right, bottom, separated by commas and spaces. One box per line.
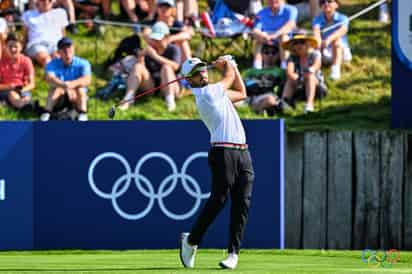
0, 120, 284, 250
0, 122, 34, 250
392, 1, 412, 128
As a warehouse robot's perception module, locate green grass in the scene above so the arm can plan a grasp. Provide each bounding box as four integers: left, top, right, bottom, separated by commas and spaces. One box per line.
0, 0, 391, 132
0, 249, 411, 273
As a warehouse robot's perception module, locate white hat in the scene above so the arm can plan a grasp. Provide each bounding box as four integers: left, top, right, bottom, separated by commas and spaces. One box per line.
149, 21, 170, 40
181, 58, 206, 77
157, 0, 175, 6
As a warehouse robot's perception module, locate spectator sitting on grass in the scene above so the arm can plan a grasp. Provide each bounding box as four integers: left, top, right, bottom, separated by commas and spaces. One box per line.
280, 33, 325, 114
22, 0, 69, 67
143, 0, 193, 63
0, 33, 37, 111
40, 37, 91, 121
312, 0, 352, 81
252, 0, 297, 70
120, 21, 181, 112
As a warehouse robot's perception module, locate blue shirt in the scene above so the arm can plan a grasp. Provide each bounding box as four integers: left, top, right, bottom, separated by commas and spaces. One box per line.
312, 12, 349, 46
254, 4, 298, 33
45, 56, 91, 82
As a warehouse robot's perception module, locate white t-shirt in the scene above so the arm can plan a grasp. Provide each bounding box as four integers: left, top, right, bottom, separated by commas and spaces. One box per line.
191, 83, 246, 144
22, 8, 68, 48
0, 18, 7, 34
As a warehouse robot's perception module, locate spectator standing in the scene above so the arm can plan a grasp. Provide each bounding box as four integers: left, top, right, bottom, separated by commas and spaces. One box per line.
22, 0, 69, 67
252, 0, 298, 69
40, 37, 91, 121
0, 33, 36, 111
312, 0, 352, 80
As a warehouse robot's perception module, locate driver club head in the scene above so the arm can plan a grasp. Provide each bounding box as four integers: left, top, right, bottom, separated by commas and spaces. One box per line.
108, 105, 116, 119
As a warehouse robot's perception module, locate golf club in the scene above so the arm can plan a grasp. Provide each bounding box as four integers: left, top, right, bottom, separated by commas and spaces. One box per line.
108, 64, 214, 119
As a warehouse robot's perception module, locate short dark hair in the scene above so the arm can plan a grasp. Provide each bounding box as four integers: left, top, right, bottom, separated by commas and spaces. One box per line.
6, 33, 21, 43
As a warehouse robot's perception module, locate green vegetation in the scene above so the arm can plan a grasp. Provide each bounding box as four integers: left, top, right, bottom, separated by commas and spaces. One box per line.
0, 0, 391, 131
0, 249, 411, 273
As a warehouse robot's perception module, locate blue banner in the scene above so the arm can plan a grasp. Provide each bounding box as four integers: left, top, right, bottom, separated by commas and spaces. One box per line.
0, 122, 34, 250
392, 0, 412, 128
0, 120, 284, 250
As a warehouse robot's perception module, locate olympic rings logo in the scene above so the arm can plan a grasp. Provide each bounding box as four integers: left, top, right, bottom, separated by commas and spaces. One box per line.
88, 152, 210, 221
361, 249, 401, 268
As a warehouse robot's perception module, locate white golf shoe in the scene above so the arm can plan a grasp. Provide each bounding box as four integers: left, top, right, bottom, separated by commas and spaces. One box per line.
179, 233, 197, 268
219, 253, 238, 269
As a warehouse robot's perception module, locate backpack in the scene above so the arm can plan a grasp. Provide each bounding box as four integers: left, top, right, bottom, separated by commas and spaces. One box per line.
103, 34, 141, 69
243, 67, 286, 97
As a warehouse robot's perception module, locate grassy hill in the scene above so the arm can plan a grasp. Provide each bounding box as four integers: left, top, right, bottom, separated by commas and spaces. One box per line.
0, 0, 391, 131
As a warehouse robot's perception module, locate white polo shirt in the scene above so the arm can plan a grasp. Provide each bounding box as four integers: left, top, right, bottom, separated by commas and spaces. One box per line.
191, 82, 246, 144
22, 8, 68, 48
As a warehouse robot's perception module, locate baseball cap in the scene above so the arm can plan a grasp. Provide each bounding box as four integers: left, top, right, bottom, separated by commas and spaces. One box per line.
57, 37, 72, 50
148, 21, 170, 40
157, 0, 175, 6
181, 57, 206, 77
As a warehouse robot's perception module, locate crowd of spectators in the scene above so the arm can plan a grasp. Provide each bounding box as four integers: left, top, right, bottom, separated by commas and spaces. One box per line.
0, 0, 390, 120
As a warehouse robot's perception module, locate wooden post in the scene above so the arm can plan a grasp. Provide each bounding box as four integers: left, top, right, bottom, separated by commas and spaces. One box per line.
353, 132, 380, 249
285, 132, 304, 248
302, 132, 327, 249
379, 132, 404, 249
404, 134, 412, 249
327, 132, 352, 249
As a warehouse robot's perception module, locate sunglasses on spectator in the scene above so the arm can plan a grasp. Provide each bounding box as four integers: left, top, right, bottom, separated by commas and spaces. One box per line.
262, 49, 278, 55
320, 0, 335, 5
292, 40, 306, 46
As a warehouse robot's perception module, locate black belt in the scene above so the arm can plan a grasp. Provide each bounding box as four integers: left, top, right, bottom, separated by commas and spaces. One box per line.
212, 142, 248, 150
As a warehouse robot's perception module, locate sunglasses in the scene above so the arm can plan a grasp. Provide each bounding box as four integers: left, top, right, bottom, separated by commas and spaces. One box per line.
291, 40, 306, 46
320, 0, 335, 5
188, 66, 207, 77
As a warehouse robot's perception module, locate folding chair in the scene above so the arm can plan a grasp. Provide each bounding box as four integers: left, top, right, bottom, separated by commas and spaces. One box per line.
195, 0, 257, 60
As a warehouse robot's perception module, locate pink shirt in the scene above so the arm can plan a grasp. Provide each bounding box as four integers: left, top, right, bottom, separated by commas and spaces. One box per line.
0, 54, 34, 86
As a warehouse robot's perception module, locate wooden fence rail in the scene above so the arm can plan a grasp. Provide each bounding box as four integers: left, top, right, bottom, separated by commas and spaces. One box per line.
285, 131, 411, 250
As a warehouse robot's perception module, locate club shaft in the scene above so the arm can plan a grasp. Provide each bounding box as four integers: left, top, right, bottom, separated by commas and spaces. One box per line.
115, 64, 214, 108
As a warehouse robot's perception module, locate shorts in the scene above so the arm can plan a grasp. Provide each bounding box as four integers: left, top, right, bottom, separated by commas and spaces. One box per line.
51, 87, 88, 110
26, 42, 57, 58
0, 90, 32, 103
295, 2, 311, 22
322, 45, 352, 64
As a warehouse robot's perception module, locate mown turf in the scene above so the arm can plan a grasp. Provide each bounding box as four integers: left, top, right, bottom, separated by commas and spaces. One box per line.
0, 249, 411, 274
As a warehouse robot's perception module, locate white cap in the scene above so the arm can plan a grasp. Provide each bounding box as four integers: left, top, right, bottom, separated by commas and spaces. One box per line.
157, 0, 175, 6
149, 21, 170, 40
181, 57, 206, 77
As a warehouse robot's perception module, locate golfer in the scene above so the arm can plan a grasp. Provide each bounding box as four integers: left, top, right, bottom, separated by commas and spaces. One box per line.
179, 56, 255, 270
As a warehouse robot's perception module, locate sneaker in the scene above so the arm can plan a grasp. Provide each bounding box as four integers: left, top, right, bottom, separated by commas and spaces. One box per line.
180, 233, 197, 268
343, 47, 352, 63
219, 253, 239, 269
304, 104, 314, 114
330, 64, 341, 80
166, 95, 176, 112
78, 113, 88, 121
66, 23, 79, 34
379, 4, 389, 23
40, 112, 50, 121
379, 12, 389, 23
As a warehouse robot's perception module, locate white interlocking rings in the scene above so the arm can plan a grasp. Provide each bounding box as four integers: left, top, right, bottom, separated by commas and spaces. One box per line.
88, 152, 210, 220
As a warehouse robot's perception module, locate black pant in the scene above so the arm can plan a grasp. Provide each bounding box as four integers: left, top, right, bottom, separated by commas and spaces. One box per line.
188, 147, 255, 254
